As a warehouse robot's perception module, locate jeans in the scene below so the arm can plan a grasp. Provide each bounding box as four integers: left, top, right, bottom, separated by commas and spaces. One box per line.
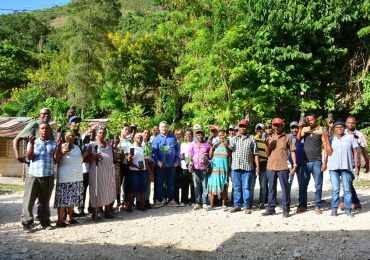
330, 170, 352, 212
294, 164, 307, 207
250, 173, 257, 206
305, 160, 323, 208
21, 175, 54, 225
232, 169, 253, 209
258, 167, 268, 205
156, 167, 176, 202
192, 169, 208, 205
267, 169, 290, 213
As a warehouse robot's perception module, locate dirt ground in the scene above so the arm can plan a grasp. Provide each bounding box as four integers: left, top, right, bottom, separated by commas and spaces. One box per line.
1, 172, 370, 260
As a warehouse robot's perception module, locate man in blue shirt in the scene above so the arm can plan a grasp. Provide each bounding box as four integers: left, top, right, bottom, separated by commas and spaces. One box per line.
21, 123, 59, 231
288, 121, 306, 213
152, 121, 180, 207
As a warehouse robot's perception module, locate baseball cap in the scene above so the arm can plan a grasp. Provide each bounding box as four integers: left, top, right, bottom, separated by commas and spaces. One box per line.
68, 116, 81, 124
255, 123, 265, 130
333, 121, 345, 128
129, 124, 137, 129
289, 121, 299, 128
272, 118, 283, 125
229, 125, 235, 130
238, 119, 249, 127
195, 126, 204, 134
193, 124, 201, 131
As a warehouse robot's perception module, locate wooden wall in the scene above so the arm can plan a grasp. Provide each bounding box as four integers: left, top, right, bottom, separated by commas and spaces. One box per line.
0, 138, 25, 178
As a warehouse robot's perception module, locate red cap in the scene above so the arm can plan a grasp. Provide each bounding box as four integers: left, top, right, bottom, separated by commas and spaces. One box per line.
238, 119, 249, 127
272, 118, 283, 125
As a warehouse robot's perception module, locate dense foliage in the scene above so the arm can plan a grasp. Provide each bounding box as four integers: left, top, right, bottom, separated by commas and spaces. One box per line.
0, 0, 369, 132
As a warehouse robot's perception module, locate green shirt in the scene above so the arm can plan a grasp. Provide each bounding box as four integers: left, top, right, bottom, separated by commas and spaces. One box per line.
16, 119, 54, 140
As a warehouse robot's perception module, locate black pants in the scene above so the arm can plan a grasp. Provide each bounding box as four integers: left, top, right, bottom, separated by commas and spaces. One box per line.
174, 166, 182, 203
180, 169, 195, 203
267, 169, 290, 213
120, 163, 130, 203
79, 172, 91, 213
21, 175, 54, 226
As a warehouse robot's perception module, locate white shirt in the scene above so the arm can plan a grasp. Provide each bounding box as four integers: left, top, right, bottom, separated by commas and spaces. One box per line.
129, 146, 146, 171
180, 142, 192, 169
57, 145, 83, 183
119, 138, 133, 164
345, 129, 367, 166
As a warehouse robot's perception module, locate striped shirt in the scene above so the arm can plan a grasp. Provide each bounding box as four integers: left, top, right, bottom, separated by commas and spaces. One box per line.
231, 135, 259, 171
255, 135, 268, 163
27, 138, 57, 177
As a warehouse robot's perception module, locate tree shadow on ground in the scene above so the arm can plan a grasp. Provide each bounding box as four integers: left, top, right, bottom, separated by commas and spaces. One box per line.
1, 229, 369, 259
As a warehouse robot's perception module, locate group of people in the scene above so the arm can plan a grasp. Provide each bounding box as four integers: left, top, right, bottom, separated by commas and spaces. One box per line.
13, 107, 369, 231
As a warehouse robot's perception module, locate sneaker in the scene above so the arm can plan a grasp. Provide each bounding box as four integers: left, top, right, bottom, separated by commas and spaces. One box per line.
56, 221, 67, 228
345, 211, 354, 218
177, 202, 185, 207
193, 204, 201, 210
261, 210, 276, 216
282, 212, 290, 218
229, 207, 241, 213
22, 223, 32, 232
222, 205, 228, 211
167, 200, 178, 207
154, 200, 164, 209
338, 202, 344, 211
330, 210, 338, 217
207, 205, 214, 211
65, 219, 79, 224
296, 207, 307, 214
203, 204, 208, 210
244, 208, 252, 214
258, 204, 265, 210
314, 207, 322, 215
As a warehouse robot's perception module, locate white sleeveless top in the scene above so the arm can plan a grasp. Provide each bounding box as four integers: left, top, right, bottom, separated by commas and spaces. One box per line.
57, 144, 83, 184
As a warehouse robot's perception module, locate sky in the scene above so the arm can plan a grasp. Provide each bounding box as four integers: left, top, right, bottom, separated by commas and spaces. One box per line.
0, 0, 71, 15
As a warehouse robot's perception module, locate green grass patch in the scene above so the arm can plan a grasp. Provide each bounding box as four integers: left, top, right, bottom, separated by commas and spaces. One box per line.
353, 179, 370, 189
0, 183, 24, 194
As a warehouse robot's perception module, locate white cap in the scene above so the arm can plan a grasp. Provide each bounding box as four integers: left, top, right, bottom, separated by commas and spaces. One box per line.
193, 124, 201, 131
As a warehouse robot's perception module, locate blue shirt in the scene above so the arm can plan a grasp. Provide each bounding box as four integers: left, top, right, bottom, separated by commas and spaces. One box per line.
289, 134, 304, 166
328, 134, 358, 171
152, 133, 180, 167
27, 138, 57, 177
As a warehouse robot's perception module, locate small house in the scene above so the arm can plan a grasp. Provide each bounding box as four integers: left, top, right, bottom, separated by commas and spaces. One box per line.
0, 117, 33, 178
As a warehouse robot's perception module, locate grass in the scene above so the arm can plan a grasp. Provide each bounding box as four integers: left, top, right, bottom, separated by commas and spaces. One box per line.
0, 183, 24, 195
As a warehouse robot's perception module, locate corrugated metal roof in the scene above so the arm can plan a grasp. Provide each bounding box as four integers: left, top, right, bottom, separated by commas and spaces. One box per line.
0, 117, 33, 138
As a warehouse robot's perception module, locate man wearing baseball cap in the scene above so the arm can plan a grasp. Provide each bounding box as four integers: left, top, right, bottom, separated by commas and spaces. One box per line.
229, 119, 260, 214
227, 125, 236, 144
253, 123, 269, 209
288, 121, 305, 207
189, 126, 212, 210
296, 112, 327, 215
262, 118, 297, 218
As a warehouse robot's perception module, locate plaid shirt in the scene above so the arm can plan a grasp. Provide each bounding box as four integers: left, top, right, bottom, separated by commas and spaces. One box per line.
231, 135, 259, 171
27, 138, 57, 177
